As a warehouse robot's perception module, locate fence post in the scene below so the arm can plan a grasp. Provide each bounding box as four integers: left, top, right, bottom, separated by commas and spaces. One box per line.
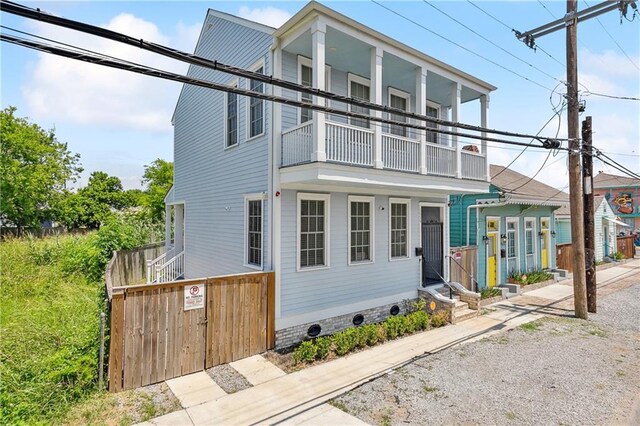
99, 312, 106, 390
108, 292, 125, 392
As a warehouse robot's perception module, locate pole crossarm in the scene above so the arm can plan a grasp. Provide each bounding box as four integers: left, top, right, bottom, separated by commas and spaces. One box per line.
515, 0, 636, 48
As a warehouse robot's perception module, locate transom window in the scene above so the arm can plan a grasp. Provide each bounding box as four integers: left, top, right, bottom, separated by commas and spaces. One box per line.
298, 194, 330, 269
249, 64, 264, 138
246, 198, 262, 268
349, 196, 374, 264
390, 198, 410, 259
226, 85, 238, 148
349, 75, 370, 129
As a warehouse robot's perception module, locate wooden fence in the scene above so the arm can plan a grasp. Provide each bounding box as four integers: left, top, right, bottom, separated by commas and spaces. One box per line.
108, 272, 275, 392
449, 246, 478, 291
617, 235, 635, 259
105, 242, 165, 298
556, 243, 574, 272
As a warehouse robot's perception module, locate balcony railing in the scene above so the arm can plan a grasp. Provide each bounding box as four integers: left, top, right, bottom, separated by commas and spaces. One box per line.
281, 121, 486, 181
147, 248, 184, 284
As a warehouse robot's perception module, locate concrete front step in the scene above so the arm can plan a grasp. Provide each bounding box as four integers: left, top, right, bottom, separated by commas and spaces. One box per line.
454, 300, 469, 312
452, 308, 478, 323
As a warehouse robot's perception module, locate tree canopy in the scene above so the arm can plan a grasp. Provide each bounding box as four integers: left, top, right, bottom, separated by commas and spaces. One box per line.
0, 106, 81, 231
142, 158, 173, 222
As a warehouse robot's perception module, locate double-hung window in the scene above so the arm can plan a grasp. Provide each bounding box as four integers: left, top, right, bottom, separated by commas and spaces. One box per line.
248, 62, 264, 138
349, 196, 374, 264
298, 56, 331, 124
348, 74, 370, 129
298, 193, 330, 270
225, 83, 238, 148
426, 102, 440, 144
389, 198, 410, 259
245, 196, 263, 268
524, 218, 536, 270
506, 218, 519, 274
388, 88, 410, 137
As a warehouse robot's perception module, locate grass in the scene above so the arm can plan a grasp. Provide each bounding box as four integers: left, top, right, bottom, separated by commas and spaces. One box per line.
520, 321, 540, 332
480, 288, 502, 299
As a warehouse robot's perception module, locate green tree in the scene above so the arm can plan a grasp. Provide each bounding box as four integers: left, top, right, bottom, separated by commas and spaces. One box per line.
142, 159, 173, 222
0, 106, 81, 233
76, 171, 127, 228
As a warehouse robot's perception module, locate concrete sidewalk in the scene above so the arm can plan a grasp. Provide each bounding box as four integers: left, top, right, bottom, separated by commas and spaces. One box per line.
143, 259, 640, 426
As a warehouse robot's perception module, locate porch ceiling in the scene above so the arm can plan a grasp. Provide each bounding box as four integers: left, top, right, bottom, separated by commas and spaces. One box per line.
283, 26, 484, 106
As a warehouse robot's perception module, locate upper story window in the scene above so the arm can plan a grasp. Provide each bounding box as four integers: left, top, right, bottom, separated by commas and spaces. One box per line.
298, 56, 332, 124
225, 83, 238, 148
389, 198, 410, 259
298, 193, 330, 270
349, 196, 374, 264
426, 102, 440, 144
388, 88, 410, 137
245, 196, 263, 269
248, 61, 265, 139
348, 74, 370, 129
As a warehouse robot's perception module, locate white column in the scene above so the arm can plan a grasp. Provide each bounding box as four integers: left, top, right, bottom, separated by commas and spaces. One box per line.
451, 82, 462, 179
174, 204, 184, 253
165, 204, 171, 250
416, 67, 427, 174
481, 94, 490, 182
371, 46, 384, 169
311, 20, 326, 162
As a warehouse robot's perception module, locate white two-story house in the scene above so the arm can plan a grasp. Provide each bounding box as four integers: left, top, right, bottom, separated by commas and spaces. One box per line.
163, 1, 496, 348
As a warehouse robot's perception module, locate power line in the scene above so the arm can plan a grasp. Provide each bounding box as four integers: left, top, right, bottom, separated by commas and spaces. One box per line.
0, 0, 571, 145
583, 0, 640, 71
593, 149, 640, 179
2, 32, 571, 152
370, 0, 556, 92
582, 91, 640, 101
422, 0, 563, 84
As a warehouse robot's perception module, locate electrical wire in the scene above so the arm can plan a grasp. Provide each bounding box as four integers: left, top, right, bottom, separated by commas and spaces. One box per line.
370, 0, 556, 92
1, 32, 572, 152
594, 156, 640, 180
582, 91, 640, 101
0, 0, 572, 144
422, 0, 563, 83
593, 150, 640, 179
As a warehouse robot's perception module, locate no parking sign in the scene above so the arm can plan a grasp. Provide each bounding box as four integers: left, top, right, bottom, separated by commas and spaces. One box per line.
184, 284, 205, 310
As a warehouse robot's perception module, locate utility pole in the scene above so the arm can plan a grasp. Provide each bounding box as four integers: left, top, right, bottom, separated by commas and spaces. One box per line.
515, 0, 636, 320
582, 116, 596, 313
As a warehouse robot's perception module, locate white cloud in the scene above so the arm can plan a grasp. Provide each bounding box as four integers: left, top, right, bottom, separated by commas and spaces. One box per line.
580, 48, 640, 80
23, 14, 201, 133
237, 6, 292, 28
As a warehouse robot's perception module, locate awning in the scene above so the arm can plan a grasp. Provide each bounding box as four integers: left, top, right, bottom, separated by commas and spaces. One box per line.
604, 217, 631, 227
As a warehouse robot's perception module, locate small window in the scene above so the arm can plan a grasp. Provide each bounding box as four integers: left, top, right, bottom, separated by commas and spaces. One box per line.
225, 85, 238, 148
298, 193, 330, 270
487, 219, 498, 232
245, 197, 263, 268
248, 63, 264, 139
390, 198, 410, 259
349, 196, 374, 264
388, 88, 409, 137
348, 74, 370, 129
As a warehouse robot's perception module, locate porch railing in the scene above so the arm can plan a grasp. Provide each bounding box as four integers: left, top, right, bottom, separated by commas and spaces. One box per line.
461, 151, 486, 181
147, 251, 168, 283
424, 142, 456, 177
154, 250, 185, 283
382, 134, 420, 172
282, 121, 313, 166
326, 121, 373, 166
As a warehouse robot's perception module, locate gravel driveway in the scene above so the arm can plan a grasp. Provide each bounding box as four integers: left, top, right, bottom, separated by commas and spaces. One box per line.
332, 282, 640, 426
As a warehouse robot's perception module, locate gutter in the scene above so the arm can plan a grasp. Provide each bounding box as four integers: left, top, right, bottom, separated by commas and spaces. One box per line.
466, 200, 511, 246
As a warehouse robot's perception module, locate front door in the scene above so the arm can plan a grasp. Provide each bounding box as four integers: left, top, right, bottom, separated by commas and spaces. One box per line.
421, 206, 443, 286
541, 218, 550, 268
486, 217, 499, 288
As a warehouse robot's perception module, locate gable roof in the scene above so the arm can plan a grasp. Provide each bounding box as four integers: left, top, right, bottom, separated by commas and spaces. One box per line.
489, 164, 568, 207
555, 195, 604, 217
593, 172, 640, 189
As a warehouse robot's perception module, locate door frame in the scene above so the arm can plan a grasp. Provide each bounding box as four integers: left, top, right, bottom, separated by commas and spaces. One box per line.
419, 202, 448, 286
485, 216, 500, 288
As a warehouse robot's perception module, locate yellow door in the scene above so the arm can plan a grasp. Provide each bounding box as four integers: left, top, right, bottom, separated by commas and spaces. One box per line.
487, 234, 497, 288
541, 230, 549, 268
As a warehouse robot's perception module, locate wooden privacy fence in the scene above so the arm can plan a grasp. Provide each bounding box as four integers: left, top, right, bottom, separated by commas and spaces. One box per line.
556, 243, 574, 272
617, 235, 635, 259
108, 271, 275, 392
449, 246, 478, 291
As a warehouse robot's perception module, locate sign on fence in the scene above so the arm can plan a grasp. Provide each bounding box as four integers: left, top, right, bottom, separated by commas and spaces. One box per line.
184, 284, 205, 310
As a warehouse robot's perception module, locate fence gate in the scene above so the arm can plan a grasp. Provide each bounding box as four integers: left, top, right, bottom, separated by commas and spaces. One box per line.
108, 272, 275, 392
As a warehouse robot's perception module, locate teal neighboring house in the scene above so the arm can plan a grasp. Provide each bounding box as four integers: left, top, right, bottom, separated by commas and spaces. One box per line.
450, 164, 568, 290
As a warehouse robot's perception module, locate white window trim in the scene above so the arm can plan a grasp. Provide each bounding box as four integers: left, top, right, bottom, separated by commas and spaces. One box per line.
425, 100, 441, 144
297, 56, 332, 124
387, 87, 411, 137
297, 192, 331, 272
388, 197, 411, 261
244, 193, 266, 271
348, 73, 371, 129
506, 217, 520, 274
348, 195, 375, 266
524, 216, 537, 270
224, 78, 239, 150
246, 58, 266, 142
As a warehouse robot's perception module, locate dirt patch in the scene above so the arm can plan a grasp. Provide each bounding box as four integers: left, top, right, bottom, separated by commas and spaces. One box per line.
207, 364, 252, 394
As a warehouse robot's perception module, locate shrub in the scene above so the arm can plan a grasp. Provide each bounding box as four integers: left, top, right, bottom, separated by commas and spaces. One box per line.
314, 337, 332, 360
410, 298, 427, 313
334, 328, 359, 356
612, 251, 624, 260
376, 324, 387, 343
292, 341, 317, 364
361, 324, 380, 346
383, 316, 407, 340
480, 288, 502, 299
409, 310, 430, 331
430, 310, 449, 328
354, 327, 368, 349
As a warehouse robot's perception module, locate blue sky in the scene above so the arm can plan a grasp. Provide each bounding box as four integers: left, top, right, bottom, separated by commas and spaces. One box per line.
2, 0, 638, 190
